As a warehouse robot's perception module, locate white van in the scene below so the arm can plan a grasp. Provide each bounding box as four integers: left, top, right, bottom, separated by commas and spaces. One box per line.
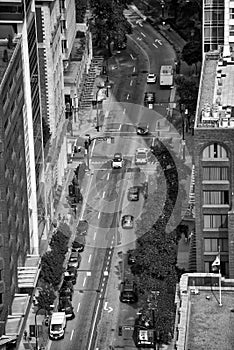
49, 312, 66, 340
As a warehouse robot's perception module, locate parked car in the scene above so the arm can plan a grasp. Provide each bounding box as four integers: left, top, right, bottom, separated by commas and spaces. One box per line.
68, 251, 81, 269
127, 187, 140, 201
112, 153, 123, 169
72, 239, 85, 253
76, 220, 88, 235
135, 148, 148, 165
137, 123, 149, 135
64, 267, 77, 285
122, 215, 134, 229
58, 299, 75, 320
147, 73, 157, 83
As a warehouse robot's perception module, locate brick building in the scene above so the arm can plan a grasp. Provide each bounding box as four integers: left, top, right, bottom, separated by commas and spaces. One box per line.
194, 50, 234, 277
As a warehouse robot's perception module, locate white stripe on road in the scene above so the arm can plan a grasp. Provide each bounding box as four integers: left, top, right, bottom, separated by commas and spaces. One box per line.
87, 299, 101, 350
98, 212, 101, 219
127, 93, 130, 100
130, 54, 135, 60
133, 66, 135, 73
83, 277, 86, 287
103, 191, 105, 198
141, 32, 146, 37
93, 231, 96, 240
77, 302, 80, 313
107, 173, 110, 180
123, 108, 126, 115
88, 254, 92, 263
70, 329, 74, 340
130, 80, 133, 86
153, 43, 158, 48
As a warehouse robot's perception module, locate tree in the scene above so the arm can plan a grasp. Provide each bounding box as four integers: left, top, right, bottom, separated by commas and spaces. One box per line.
90, 0, 131, 55
175, 75, 198, 115
36, 284, 56, 313
182, 41, 202, 75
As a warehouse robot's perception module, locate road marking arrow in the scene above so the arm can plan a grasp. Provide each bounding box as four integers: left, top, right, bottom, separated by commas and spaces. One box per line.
104, 302, 113, 313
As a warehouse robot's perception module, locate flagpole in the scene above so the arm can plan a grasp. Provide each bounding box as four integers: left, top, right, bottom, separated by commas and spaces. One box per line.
218, 246, 222, 307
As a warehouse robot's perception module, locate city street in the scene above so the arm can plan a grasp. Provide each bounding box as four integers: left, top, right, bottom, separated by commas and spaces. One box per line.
50, 8, 188, 350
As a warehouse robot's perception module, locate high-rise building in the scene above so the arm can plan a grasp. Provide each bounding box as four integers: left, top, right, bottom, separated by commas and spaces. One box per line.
194, 0, 234, 278
203, 0, 224, 53
0, 34, 31, 330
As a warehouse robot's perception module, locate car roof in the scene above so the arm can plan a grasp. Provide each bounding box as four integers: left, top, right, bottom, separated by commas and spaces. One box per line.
114, 153, 122, 157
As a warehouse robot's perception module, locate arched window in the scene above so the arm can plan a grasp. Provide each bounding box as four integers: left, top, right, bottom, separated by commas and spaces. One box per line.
202, 143, 228, 159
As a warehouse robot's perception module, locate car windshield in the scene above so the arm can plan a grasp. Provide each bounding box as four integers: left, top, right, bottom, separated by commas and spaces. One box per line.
114, 157, 122, 162
51, 325, 61, 331
137, 153, 146, 158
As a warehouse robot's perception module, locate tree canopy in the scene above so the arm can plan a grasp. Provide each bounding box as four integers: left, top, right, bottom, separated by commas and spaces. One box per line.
89, 0, 132, 55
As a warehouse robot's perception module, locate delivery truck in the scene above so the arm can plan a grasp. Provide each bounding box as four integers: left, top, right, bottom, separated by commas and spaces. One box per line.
49, 312, 66, 340
160, 65, 173, 88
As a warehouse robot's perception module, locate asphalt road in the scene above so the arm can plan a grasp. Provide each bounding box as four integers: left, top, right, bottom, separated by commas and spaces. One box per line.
49, 10, 179, 350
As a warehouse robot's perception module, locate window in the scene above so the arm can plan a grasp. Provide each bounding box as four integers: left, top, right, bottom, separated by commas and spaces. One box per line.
230, 25, 234, 36
203, 191, 229, 204
204, 238, 228, 252
203, 214, 228, 228
230, 8, 234, 19
202, 143, 228, 159
203, 167, 228, 180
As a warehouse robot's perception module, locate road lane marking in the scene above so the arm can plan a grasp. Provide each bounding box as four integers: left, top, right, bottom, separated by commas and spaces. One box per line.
107, 173, 110, 180
130, 80, 133, 86
153, 43, 158, 48
98, 212, 101, 219
123, 108, 126, 114
88, 254, 92, 263
133, 66, 135, 72
93, 231, 96, 240
87, 299, 101, 350
83, 277, 86, 287
77, 302, 80, 313
70, 329, 74, 340
103, 191, 105, 198
130, 53, 135, 60
127, 93, 130, 100
141, 31, 146, 37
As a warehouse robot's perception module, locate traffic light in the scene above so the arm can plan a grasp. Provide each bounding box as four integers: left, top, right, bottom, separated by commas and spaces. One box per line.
29, 324, 36, 338
84, 140, 89, 150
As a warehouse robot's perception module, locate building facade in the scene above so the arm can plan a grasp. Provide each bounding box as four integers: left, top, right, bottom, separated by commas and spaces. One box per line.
0, 36, 30, 331
203, 0, 224, 53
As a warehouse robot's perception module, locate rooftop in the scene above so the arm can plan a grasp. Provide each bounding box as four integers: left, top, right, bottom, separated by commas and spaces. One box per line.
187, 291, 234, 350
175, 273, 234, 350
195, 50, 234, 129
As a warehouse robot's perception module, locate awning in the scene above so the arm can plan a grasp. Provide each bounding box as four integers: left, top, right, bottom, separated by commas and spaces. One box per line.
17, 255, 40, 289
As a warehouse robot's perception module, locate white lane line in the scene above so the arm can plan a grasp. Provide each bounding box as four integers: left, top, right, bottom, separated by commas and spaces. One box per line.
130, 80, 133, 86
103, 191, 105, 198
127, 93, 130, 100
77, 302, 80, 313
87, 299, 101, 350
88, 254, 92, 263
133, 66, 135, 73
153, 43, 158, 48
98, 212, 101, 219
93, 231, 96, 240
70, 329, 74, 340
130, 53, 135, 60
83, 277, 86, 287
123, 108, 126, 114
107, 173, 110, 180
141, 31, 146, 37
